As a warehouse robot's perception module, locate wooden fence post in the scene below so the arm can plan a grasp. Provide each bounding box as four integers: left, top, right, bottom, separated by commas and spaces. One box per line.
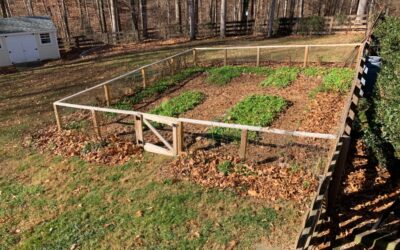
224, 49, 228, 66
256, 47, 260, 66
134, 115, 144, 147
177, 121, 184, 154
329, 17, 334, 34
303, 46, 309, 67
239, 129, 248, 159
91, 110, 102, 138
53, 104, 62, 131
103, 84, 111, 106
193, 49, 197, 66
172, 123, 178, 156
141, 68, 147, 88
170, 58, 175, 74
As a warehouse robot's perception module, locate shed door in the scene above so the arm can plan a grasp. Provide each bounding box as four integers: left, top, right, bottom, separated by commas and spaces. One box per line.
6, 34, 40, 64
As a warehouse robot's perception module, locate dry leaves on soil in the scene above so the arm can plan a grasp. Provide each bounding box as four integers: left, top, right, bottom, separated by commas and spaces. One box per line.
28, 126, 143, 166
165, 150, 319, 202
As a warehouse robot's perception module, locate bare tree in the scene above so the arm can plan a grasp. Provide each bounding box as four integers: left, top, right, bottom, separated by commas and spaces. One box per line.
130, 0, 139, 40
298, 0, 304, 17
268, 0, 277, 37
175, 0, 182, 33
356, 0, 369, 18
24, 0, 34, 15
220, 0, 226, 38
98, 0, 108, 33
60, 0, 71, 39
140, 0, 148, 39
0, 0, 8, 17
188, 0, 196, 40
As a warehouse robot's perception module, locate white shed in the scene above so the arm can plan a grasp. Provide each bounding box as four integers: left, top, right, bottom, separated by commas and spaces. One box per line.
0, 16, 60, 67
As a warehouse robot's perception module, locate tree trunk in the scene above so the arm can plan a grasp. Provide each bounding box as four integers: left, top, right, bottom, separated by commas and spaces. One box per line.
298, 0, 304, 18
98, 0, 107, 33
175, 0, 182, 33
267, 0, 277, 37
130, 0, 139, 40
1, 0, 8, 17
24, 0, 34, 15
109, 0, 119, 33
140, 0, 148, 39
220, 0, 226, 38
283, 0, 288, 17
188, 0, 196, 40
60, 0, 71, 39
356, 0, 368, 19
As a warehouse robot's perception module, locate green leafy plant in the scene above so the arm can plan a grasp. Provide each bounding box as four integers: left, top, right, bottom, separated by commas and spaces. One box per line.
217, 161, 234, 176
149, 91, 205, 117
209, 95, 287, 140
206, 66, 271, 85
261, 67, 300, 88
308, 67, 353, 97
302, 67, 327, 77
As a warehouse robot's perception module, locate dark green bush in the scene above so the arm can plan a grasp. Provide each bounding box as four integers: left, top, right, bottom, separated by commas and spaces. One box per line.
297, 16, 325, 35
358, 17, 400, 179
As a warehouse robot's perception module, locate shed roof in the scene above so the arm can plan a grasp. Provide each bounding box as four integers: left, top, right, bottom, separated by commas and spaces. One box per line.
0, 16, 56, 34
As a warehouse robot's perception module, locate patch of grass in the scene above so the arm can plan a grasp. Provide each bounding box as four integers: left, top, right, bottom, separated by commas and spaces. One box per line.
217, 160, 234, 176
150, 91, 205, 117
210, 95, 288, 140
309, 67, 353, 97
206, 66, 271, 85
261, 67, 300, 88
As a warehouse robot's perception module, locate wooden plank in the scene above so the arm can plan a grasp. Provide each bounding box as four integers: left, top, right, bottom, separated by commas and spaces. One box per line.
327, 135, 351, 216
193, 49, 197, 66
103, 84, 111, 106
91, 110, 102, 138
134, 115, 144, 146
144, 143, 175, 156
239, 129, 248, 159
53, 104, 62, 131
256, 47, 260, 66
172, 124, 178, 156
143, 118, 173, 151
141, 68, 147, 88
177, 121, 184, 154
303, 45, 309, 67
178, 117, 337, 140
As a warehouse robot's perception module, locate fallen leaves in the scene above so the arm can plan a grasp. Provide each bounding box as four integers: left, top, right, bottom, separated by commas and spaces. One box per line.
164, 150, 319, 202
29, 125, 143, 166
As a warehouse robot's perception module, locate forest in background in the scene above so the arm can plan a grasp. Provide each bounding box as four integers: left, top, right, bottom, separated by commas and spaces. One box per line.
0, 0, 396, 41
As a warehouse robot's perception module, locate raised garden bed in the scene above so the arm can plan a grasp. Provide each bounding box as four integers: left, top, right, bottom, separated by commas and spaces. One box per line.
39, 43, 363, 248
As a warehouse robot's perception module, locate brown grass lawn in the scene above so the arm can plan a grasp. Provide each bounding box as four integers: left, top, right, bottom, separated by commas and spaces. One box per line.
0, 33, 364, 249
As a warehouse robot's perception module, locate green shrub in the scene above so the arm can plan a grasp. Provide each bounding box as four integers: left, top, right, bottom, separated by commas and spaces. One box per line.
261, 67, 300, 88
356, 17, 400, 179
206, 66, 271, 85
149, 91, 205, 117
209, 95, 288, 140
298, 16, 325, 35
